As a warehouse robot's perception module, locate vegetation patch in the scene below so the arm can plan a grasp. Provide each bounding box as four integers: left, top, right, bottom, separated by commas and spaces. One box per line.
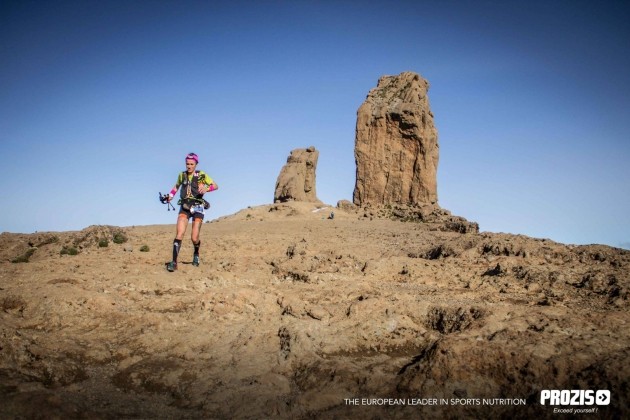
11, 248, 36, 263
113, 232, 128, 244
60, 246, 79, 256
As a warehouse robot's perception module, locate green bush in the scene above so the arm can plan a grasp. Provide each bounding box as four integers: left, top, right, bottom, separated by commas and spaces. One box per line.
98, 239, 109, 247
11, 248, 36, 263
60, 246, 78, 256
140, 245, 150, 252
112, 232, 128, 244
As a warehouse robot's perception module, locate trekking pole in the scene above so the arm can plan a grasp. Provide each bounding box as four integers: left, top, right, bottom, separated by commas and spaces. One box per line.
159, 192, 176, 211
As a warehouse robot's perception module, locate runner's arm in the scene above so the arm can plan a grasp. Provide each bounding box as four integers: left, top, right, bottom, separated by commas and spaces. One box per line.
167, 174, 184, 200
198, 172, 218, 193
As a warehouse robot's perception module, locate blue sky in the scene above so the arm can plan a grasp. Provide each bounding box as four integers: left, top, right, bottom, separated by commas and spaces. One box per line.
1, 0, 629, 249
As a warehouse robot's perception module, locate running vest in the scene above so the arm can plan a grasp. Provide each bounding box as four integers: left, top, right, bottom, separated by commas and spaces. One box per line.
179, 170, 207, 200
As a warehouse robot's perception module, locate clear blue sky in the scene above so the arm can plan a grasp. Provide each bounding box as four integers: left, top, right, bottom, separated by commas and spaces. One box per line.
1, 0, 629, 249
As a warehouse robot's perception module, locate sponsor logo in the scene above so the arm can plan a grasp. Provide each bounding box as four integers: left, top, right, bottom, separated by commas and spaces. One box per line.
540, 390, 610, 406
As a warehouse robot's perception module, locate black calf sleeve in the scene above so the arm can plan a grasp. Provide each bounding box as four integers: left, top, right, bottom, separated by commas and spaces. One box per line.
172, 239, 182, 262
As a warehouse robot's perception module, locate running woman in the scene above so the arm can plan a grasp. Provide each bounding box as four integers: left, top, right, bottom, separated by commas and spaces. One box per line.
164, 152, 218, 271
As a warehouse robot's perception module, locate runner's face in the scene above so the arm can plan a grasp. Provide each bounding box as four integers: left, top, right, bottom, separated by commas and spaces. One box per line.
185, 159, 197, 173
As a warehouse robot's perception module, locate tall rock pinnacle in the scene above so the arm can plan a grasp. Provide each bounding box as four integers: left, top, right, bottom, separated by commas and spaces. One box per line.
274, 146, 320, 203
353, 72, 439, 206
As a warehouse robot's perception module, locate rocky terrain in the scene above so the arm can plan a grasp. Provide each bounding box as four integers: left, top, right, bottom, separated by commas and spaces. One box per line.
1, 202, 628, 419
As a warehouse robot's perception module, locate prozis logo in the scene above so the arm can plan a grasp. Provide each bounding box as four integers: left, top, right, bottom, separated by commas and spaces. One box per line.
540, 390, 611, 406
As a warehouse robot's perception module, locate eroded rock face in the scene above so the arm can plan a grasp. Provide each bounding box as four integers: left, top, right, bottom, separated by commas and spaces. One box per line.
353, 72, 439, 206
274, 146, 320, 203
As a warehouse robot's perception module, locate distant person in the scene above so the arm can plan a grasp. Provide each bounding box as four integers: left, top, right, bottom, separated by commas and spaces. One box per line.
164, 152, 218, 272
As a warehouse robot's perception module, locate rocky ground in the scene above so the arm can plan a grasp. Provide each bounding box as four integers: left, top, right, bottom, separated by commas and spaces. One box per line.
1, 202, 628, 419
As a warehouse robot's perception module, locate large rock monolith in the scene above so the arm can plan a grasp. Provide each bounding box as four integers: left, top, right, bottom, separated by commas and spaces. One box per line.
353, 72, 439, 206
274, 146, 320, 203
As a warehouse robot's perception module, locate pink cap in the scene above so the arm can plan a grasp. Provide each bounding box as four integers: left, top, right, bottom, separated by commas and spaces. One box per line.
186, 152, 198, 163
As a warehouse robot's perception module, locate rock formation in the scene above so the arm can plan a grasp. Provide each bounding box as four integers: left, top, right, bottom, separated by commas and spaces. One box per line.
274, 146, 320, 203
353, 71, 439, 206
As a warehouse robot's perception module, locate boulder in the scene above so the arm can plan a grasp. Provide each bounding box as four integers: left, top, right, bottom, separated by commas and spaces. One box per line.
274, 146, 320, 203
353, 72, 439, 206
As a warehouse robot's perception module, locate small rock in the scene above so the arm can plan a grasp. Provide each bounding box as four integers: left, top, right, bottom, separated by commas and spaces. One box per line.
307, 307, 327, 320
527, 283, 542, 294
